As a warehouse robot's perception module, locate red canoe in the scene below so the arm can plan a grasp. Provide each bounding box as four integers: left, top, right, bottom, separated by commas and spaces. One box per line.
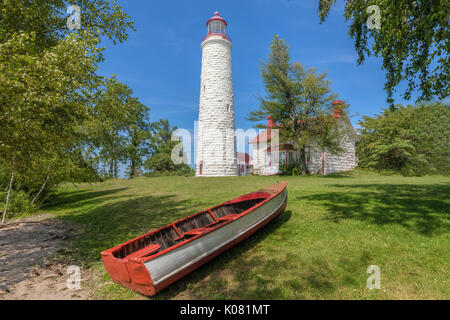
101, 181, 287, 296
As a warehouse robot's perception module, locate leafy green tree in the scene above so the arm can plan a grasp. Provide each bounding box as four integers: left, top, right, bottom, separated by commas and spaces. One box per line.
0, 0, 135, 51
88, 76, 151, 179
356, 102, 450, 175
0, 31, 102, 224
318, 0, 449, 107
124, 99, 152, 179
248, 35, 349, 173
0, 0, 135, 223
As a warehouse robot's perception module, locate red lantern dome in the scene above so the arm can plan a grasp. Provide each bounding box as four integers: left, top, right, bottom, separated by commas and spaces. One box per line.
206, 11, 227, 28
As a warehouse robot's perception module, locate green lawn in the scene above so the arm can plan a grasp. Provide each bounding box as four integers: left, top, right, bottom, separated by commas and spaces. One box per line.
43, 172, 450, 299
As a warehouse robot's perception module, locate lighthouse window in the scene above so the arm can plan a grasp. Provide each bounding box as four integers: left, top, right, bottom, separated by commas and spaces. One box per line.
209, 20, 224, 34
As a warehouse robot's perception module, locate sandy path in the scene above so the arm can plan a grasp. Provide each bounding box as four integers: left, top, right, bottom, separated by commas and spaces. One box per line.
0, 215, 91, 300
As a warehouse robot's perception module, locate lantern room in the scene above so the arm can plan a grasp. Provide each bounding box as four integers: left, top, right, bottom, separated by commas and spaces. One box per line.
202, 11, 232, 43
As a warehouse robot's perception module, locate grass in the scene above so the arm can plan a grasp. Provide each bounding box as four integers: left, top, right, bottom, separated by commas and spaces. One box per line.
41, 171, 450, 299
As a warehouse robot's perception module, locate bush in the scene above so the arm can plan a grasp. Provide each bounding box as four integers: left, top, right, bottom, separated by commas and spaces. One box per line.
357, 102, 450, 176
0, 190, 38, 217
280, 163, 303, 176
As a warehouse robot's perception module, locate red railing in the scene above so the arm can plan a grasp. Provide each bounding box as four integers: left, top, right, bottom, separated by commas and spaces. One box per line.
201, 33, 232, 43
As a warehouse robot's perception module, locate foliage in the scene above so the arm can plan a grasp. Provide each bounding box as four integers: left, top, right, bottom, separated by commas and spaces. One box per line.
248, 35, 350, 173
0, 189, 37, 216
124, 99, 152, 179
356, 102, 450, 176
150, 119, 178, 149
144, 119, 192, 176
144, 140, 193, 176
0, 0, 135, 52
318, 0, 449, 106
279, 163, 298, 176
0, 1, 135, 221
87, 75, 151, 179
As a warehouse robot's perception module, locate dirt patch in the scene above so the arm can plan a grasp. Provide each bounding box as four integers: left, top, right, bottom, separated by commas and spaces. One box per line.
0, 215, 91, 300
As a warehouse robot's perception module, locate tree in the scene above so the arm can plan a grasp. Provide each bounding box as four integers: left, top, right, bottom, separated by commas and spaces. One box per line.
0, 1, 135, 223
87, 76, 151, 179
356, 102, 450, 175
247, 35, 348, 173
0, 31, 102, 224
318, 0, 449, 107
144, 119, 193, 176
124, 99, 152, 179
0, 0, 135, 52
150, 119, 178, 148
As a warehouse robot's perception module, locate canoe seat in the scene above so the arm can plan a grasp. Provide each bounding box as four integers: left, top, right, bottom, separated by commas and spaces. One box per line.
126, 244, 161, 259
183, 227, 211, 236
218, 214, 240, 221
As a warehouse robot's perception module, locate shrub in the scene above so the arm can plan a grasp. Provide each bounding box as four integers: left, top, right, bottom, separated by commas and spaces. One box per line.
357, 102, 450, 176
0, 190, 37, 217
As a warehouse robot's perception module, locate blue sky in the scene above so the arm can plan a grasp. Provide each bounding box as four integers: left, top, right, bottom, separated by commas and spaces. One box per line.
97, 0, 421, 174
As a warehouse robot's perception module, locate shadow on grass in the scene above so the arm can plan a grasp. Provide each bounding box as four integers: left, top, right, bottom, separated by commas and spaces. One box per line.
298, 183, 450, 236
43, 188, 129, 210
316, 172, 356, 179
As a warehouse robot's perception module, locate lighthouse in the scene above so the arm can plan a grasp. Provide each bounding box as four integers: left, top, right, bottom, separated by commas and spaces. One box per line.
196, 12, 237, 177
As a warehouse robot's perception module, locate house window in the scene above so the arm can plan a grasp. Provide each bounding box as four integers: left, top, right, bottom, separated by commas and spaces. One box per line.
280, 151, 286, 165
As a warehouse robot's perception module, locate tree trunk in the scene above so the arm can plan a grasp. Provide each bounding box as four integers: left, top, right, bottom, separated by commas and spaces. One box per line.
300, 146, 307, 174
30, 174, 49, 205
1, 170, 15, 225
130, 160, 135, 179
109, 157, 114, 177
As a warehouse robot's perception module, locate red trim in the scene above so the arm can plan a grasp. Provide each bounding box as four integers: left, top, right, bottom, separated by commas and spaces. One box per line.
172, 223, 182, 237
101, 182, 287, 296
208, 209, 218, 222
322, 151, 325, 175
201, 33, 232, 43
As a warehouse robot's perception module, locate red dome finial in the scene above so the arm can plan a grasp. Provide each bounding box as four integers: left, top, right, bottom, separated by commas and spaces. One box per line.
206, 11, 227, 27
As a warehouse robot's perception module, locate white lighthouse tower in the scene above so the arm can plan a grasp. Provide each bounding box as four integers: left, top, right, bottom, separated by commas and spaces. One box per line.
196, 11, 237, 177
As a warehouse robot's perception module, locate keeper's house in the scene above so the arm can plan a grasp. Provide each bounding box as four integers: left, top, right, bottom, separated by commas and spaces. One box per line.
249, 100, 359, 175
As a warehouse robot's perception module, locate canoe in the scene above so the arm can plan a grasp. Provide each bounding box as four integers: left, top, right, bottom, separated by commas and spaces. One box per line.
101, 181, 287, 296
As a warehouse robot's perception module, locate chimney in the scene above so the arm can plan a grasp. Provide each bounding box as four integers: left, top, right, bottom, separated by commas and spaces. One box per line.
332, 100, 344, 119
266, 115, 276, 128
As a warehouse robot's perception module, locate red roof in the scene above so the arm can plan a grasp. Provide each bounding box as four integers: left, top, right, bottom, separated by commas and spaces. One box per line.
249, 128, 271, 144
206, 11, 227, 27
249, 100, 358, 144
